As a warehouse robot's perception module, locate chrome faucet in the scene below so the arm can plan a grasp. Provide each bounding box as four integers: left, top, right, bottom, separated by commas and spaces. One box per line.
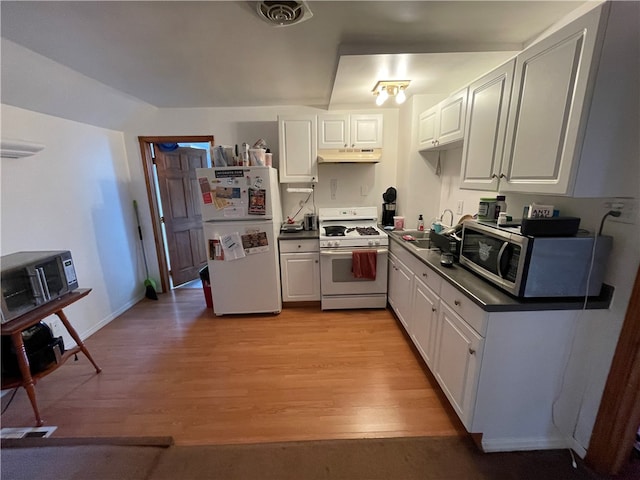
440, 209, 454, 227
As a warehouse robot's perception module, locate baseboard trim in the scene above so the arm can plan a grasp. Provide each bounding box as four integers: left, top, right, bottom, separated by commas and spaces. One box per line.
481, 435, 569, 452
1, 435, 174, 449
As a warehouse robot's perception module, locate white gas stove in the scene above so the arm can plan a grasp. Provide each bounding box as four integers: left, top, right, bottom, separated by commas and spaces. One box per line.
317, 206, 389, 310
318, 206, 389, 249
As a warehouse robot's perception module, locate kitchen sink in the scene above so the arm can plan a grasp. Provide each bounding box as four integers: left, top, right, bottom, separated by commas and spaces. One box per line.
411, 239, 431, 249
390, 230, 432, 250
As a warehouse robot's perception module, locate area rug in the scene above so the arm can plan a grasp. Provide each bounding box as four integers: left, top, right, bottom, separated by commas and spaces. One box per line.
1, 435, 606, 480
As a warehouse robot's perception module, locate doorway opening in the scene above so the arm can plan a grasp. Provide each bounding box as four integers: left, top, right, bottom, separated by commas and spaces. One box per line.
138, 136, 214, 293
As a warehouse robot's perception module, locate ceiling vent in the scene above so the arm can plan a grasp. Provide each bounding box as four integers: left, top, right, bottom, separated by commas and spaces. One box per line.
256, 1, 313, 27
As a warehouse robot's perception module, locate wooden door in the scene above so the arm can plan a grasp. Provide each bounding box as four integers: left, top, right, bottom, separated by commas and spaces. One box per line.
154, 146, 208, 286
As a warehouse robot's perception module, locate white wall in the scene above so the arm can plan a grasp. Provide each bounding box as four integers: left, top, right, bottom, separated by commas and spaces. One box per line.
0, 105, 142, 346
394, 93, 447, 229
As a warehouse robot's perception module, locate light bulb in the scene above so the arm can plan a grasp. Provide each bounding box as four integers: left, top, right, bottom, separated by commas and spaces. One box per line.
396, 87, 406, 104
376, 87, 388, 106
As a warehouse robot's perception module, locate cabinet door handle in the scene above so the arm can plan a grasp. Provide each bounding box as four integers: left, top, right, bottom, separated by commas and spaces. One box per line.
454, 300, 461, 306
315, 260, 318, 263
469, 348, 476, 355
344, 144, 348, 148
499, 173, 507, 179
491, 174, 498, 179
431, 307, 437, 312
422, 272, 428, 278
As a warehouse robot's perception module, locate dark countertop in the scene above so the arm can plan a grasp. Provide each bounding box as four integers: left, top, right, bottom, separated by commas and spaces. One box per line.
387, 232, 613, 313
278, 230, 320, 240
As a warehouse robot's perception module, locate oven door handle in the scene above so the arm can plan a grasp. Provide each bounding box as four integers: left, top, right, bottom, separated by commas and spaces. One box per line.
320, 248, 388, 256
496, 241, 508, 279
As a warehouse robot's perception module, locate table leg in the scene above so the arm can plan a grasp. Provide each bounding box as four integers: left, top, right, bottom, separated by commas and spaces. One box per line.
11, 332, 43, 426
55, 310, 102, 374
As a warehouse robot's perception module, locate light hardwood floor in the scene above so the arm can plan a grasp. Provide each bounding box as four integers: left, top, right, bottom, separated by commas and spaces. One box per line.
1, 289, 465, 446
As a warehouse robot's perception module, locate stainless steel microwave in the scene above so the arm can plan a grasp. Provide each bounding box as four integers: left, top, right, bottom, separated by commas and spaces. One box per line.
459, 221, 612, 298
1, 250, 78, 323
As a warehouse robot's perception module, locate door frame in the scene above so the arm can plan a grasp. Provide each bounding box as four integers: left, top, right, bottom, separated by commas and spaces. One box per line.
137, 136, 214, 293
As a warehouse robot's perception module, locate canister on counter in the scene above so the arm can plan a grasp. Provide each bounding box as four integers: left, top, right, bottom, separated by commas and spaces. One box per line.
495, 195, 507, 220
478, 197, 497, 220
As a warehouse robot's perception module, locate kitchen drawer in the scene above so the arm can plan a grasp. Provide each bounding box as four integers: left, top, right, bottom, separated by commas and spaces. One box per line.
440, 281, 488, 336
279, 239, 319, 253
390, 241, 441, 295
413, 263, 441, 296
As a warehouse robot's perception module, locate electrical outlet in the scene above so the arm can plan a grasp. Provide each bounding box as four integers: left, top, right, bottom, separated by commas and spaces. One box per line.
330, 178, 338, 200
604, 198, 637, 224
456, 200, 464, 215
360, 185, 369, 196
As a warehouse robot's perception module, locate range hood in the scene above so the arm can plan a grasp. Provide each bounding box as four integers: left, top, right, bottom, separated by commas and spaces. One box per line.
317, 148, 382, 163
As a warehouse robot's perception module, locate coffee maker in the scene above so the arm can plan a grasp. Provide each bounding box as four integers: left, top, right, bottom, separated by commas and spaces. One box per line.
382, 187, 397, 227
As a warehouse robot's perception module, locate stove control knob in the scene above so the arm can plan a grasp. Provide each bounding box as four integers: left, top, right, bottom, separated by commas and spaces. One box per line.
333, 240, 341, 247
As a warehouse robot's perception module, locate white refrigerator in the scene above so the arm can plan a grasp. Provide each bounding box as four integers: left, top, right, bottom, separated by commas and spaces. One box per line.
196, 166, 283, 315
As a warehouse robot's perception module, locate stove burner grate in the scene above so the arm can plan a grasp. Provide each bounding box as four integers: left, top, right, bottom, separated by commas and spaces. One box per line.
348, 226, 380, 236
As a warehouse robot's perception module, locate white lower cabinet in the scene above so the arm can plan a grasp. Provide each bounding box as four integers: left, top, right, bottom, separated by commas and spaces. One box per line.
411, 277, 439, 368
279, 239, 320, 302
387, 252, 412, 331
387, 240, 578, 451
434, 300, 484, 429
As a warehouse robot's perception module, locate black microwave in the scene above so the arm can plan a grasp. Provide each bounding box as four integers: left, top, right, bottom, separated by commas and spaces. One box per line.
459, 221, 612, 298
1, 251, 78, 323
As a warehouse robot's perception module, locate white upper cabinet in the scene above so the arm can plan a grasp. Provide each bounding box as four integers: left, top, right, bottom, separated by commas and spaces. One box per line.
418, 88, 468, 151
499, 2, 638, 197
318, 114, 383, 149
278, 115, 318, 183
459, 59, 516, 191
417, 108, 438, 149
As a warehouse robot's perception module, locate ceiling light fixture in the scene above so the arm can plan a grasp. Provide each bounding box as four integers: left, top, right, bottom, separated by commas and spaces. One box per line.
372, 80, 410, 106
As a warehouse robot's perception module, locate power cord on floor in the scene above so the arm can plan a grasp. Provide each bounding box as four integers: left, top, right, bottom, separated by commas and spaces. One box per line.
569, 448, 578, 469
1, 388, 19, 415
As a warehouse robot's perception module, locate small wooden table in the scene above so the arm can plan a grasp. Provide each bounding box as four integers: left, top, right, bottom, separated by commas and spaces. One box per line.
1, 288, 101, 426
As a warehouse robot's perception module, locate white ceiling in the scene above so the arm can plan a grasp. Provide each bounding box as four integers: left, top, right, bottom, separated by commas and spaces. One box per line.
0, 1, 589, 110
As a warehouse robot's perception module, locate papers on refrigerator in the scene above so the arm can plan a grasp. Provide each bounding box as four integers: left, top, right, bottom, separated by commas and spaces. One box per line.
220, 233, 245, 261
241, 231, 269, 255
217, 230, 270, 260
